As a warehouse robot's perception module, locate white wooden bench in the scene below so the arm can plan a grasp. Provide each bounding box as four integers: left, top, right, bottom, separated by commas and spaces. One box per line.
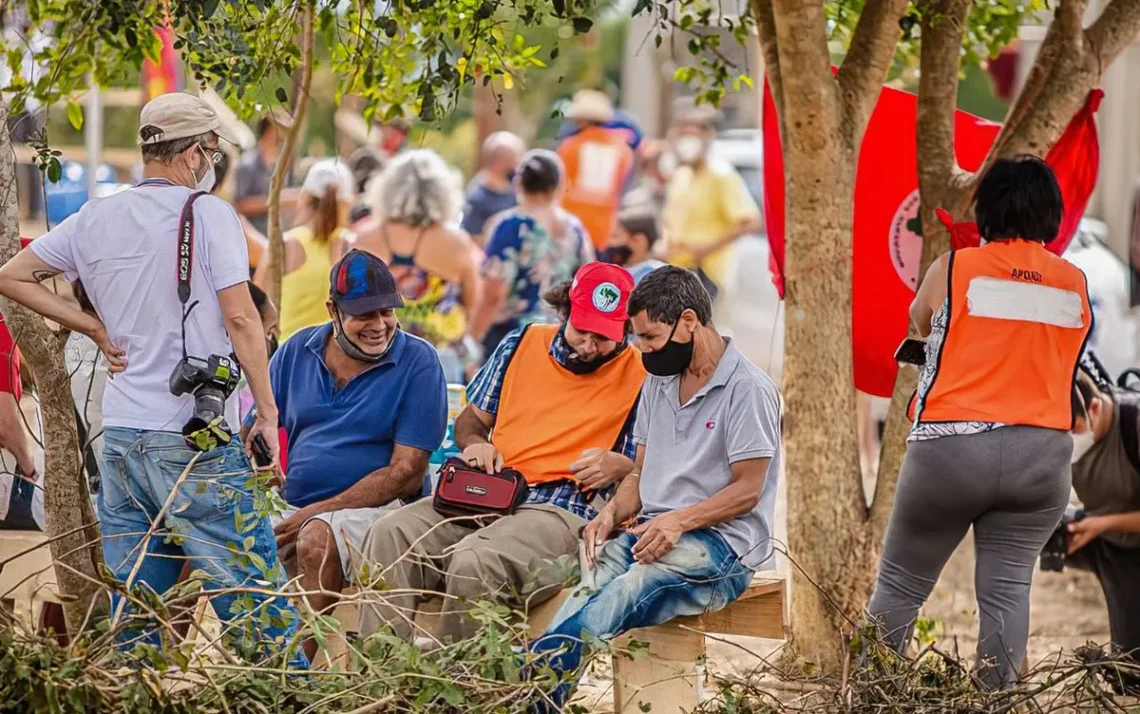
326, 575, 787, 714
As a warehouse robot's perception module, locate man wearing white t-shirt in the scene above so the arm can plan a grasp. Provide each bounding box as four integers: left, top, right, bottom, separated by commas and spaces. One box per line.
0, 92, 302, 665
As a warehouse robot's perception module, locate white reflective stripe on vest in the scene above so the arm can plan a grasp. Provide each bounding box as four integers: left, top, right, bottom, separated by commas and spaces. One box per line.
965, 276, 1085, 328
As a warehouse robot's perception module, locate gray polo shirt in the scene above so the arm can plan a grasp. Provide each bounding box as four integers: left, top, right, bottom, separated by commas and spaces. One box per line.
634, 340, 781, 570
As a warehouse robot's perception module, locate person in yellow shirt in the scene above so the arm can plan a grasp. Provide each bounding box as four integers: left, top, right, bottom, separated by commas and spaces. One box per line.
662, 107, 762, 298
254, 158, 355, 340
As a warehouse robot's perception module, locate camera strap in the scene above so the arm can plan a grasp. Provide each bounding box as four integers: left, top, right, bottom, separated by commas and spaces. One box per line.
177, 191, 209, 358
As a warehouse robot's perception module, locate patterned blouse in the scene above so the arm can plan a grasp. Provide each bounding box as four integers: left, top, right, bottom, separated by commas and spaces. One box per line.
908, 299, 1005, 442
482, 210, 594, 330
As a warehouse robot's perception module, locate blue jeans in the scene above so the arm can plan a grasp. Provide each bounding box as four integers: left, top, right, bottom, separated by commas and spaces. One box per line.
532, 525, 753, 706
100, 427, 305, 667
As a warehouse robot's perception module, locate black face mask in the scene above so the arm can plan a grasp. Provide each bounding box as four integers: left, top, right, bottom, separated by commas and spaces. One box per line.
560, 325, 626, 375
599, 245, 634, 266
641, 318, 695, 377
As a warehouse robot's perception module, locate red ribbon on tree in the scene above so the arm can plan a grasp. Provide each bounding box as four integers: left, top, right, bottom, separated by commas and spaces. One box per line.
762, 83, 1103, 397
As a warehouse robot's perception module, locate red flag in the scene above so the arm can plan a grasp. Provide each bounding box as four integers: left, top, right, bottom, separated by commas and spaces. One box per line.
141, 25, 184, 102
762, 81, 1102, 397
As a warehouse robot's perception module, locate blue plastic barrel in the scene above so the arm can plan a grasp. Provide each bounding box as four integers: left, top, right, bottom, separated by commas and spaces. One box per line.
44, 161, 87, 226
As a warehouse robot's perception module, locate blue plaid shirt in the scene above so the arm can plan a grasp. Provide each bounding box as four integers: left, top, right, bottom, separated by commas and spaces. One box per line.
467, 325, 640, 521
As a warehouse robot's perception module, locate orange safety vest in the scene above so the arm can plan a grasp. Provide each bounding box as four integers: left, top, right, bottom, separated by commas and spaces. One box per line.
558, 126, 635, 250
492, 324, 646, 486
916, 239, 1092, 430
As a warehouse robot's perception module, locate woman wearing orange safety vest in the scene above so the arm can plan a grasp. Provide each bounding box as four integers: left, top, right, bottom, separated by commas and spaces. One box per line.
867, 157, 1093, 689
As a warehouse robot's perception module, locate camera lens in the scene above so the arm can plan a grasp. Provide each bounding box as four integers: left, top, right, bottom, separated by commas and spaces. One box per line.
193, 386, 228, 425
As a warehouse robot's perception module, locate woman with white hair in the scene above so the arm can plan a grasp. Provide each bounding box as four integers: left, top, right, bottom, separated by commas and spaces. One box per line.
254, 157, 355, 340
353, 149, 481, 379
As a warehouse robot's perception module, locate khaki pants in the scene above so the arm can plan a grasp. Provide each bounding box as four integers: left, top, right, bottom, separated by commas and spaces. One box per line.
358, 498, 583, 641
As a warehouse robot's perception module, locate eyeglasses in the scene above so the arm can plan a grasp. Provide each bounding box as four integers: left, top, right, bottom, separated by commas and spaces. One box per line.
199, 144, 224, 166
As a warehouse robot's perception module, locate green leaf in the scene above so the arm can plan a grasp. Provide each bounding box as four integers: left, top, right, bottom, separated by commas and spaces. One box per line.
47, 158, 62, 184
66, 101, 83, 131
242, 535, 255, 551
203, 0, 219, 17
572, 17, 593, 34
275, 86, 287, 104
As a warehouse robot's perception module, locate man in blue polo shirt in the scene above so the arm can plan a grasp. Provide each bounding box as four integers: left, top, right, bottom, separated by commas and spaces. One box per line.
269, 250, 447, 653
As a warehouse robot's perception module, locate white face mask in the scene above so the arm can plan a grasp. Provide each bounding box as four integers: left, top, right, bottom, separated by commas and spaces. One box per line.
673, 136, 705, 165
194, 145, 216, 193
1071, 429, 1097, 463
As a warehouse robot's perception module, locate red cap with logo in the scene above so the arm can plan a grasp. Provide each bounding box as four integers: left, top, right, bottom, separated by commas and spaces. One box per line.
568, 262, 635, 343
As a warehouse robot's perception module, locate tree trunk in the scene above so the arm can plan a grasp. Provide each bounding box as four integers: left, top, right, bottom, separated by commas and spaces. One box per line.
265, 4, 315, 311
767, 4, 864, 671
0, 109, 103, 632
756, 0, 909, 668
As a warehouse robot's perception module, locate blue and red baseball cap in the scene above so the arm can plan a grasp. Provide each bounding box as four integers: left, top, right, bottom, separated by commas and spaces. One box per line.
329, 249, 404, 315
568, 262, 634, 342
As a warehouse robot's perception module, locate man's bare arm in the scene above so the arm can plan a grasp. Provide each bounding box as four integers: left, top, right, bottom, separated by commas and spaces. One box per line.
454, 404, 494, 449
218, 283, 275, 420
309, 444, 429, 514
0, 251, 103, 339
672, 456, 770, 532
603, 445, 645, 524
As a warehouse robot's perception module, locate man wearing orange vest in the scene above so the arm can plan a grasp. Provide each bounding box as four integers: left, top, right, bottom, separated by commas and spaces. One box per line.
358, 262, 645, 642
557, 90, 637, 251
869, 157, 1093, 689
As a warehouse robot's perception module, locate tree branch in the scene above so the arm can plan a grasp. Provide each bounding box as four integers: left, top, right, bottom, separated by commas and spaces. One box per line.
1087, 0, 1140, 67
751, 0, 784, 122
985, 0, 1095, 166
265, 4, 314, 311
835, 0, 909, 144
769, 0, 836, 139
916, 0, 973, 192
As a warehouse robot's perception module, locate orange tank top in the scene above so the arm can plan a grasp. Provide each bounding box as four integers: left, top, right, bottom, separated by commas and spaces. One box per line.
492, 324, 646, 485
558, 126, 635, 250
917, 240, 1092, 430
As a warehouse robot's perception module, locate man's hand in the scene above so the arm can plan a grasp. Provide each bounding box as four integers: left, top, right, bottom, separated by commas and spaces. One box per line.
570, 448, 631, 491
90, 325, 126, 374
274, 506, 316, 563
245, 412, 281, 475
582, 507, 617, 569
630, 512, 687, 564
462, 442, 503, 474
1068, 516, 1109, 555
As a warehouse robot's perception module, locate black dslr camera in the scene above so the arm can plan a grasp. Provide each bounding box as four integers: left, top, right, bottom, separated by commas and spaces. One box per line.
1040, 506, 1085, 572
169, 354, 241, 451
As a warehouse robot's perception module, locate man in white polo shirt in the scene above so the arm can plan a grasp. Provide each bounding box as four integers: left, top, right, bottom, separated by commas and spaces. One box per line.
0, 92, 302, 665
534, 266, 781, 703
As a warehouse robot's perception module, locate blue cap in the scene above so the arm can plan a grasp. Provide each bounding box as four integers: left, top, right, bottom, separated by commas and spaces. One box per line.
329, 249, 404, 315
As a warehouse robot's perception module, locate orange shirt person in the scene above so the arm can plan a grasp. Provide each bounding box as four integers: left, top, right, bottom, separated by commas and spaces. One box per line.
868, 156, 1093, 690
557, 90, 636, 251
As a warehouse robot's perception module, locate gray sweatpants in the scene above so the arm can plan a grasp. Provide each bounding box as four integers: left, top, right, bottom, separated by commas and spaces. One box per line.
867, 426, 1072, 688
